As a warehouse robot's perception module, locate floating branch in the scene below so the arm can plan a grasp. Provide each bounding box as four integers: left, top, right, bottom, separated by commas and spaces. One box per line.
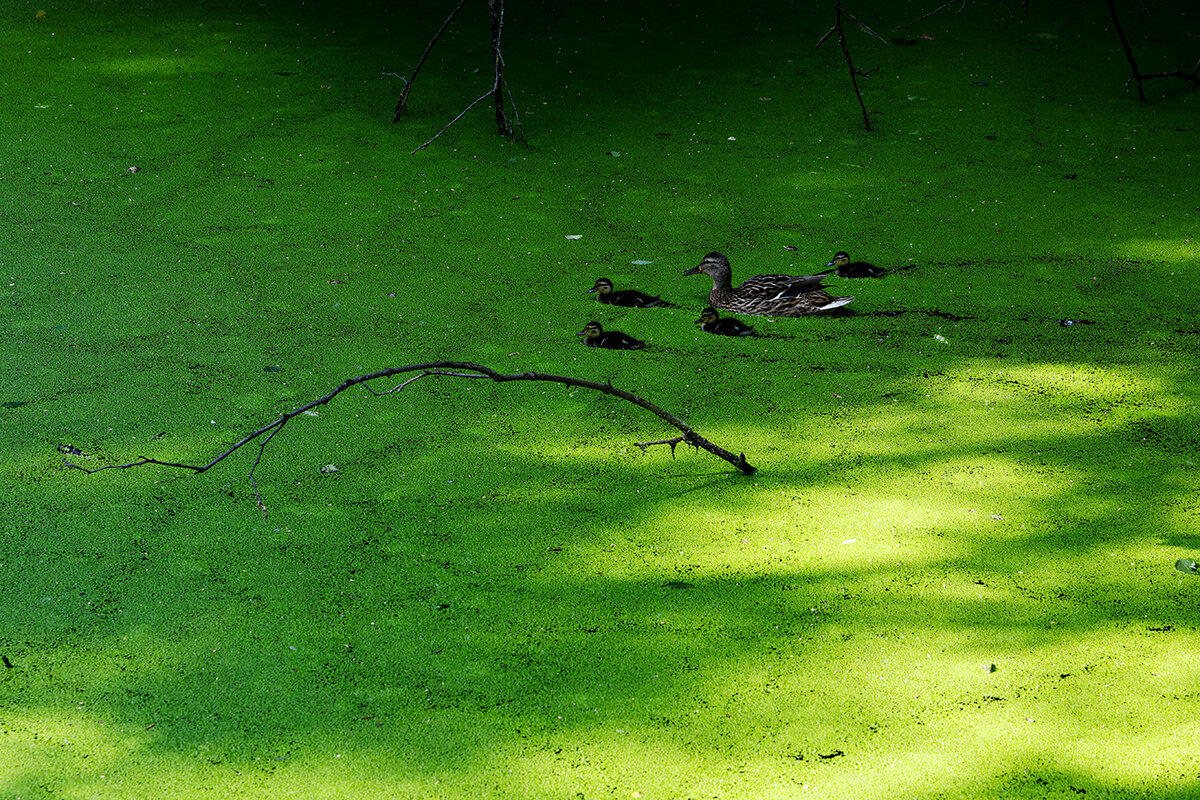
391, 0, 526, 152
817, 1, 885, 131
1104, 0, 1200, 101
63, 362, 757, 515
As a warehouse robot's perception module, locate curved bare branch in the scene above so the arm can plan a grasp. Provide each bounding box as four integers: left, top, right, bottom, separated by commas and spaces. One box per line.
63, 362, 757, 514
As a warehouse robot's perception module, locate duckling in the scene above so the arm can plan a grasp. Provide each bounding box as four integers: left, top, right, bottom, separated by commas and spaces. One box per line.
825, 251, 885, 278
587, 277, 675, 308
696, 307, 756, 337
577, 321, 645, 350
684, 252, 853, 316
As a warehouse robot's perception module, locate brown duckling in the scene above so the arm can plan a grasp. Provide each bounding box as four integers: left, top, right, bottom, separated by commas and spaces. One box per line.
684, 252, 853, 316
826, 251, 885, 278
577, 321, 645, 350
696, 307, 755, 337
587, 277, 675, 308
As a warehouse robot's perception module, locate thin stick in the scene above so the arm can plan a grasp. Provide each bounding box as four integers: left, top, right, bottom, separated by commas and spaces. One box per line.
410, 89, 496, 153
64, 362, 757, 509
818, 1, 877, 131
392, 0, 470, 122
1105, 0, 1147, 101
410, 0, 525, 152
893, 0, 966, 31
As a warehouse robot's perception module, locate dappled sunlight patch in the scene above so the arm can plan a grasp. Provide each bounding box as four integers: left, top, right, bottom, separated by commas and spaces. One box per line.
1112, 236, 1200, 266
0, 707, 144, 797
968, 362, 1174, 411
101, 54, 199, 77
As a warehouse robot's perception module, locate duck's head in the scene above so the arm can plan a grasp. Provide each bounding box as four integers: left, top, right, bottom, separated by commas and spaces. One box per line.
827, 251, 851, 268
696, 307, 720, 325
587, 278, 614, 295
577, 321, 604, 339
684, 251, 731, 278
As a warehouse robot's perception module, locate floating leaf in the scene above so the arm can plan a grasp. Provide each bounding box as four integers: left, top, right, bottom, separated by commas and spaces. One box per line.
263, 365, 282, 373
2, 400, 28, 409
630, 260, 653, 265
1174, 558, 1198, 575
564, 234, 582, 240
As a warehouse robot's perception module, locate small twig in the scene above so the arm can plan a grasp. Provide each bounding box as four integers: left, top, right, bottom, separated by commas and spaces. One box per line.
392, 0, 469, 122
634, 437, 692, 459
1106, 0, 1147, 100
401, 0, 526, 152
817, 1, 879, 130
410, 89, 499, 153
1105, 0, 1200, 100
843, 9, 889, 46
893, 0, 967, 31
64, 363, 757, 510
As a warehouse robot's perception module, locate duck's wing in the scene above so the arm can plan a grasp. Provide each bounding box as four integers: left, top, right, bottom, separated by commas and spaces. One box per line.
738, 273, 830, 299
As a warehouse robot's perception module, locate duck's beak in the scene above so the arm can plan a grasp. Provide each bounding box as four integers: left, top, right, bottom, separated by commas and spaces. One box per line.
825, 260, 836, 268
683, 266, 700, 276
586, 287, 599, 293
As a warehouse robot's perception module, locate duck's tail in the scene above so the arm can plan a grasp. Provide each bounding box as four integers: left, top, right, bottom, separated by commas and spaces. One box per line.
817, 296, 855, 312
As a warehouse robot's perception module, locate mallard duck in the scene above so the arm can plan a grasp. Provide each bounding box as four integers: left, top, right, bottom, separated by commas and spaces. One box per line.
587, 277, 675, 308
577, 321, 645, 350
826, 251, 885, 278
696, 307, 755, 337
684, 252, 853, 316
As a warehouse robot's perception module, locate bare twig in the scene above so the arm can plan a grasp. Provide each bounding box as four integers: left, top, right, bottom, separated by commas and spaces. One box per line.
893, 0, 967, 31
410, 88, 497, 153
634, 437, 688, 458
398, 0, 526, 152
392, 0, 469, 122
817, 1, 881, 130
63, 362, 757, 512
1105, 0, 1200, 100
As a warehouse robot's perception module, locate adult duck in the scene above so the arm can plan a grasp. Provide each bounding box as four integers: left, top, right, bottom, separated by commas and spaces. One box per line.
684, 252, 853, 316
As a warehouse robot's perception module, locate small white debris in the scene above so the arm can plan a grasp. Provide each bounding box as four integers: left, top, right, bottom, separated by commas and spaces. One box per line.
565, 234, 583, 240
319, 464, 339, 474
